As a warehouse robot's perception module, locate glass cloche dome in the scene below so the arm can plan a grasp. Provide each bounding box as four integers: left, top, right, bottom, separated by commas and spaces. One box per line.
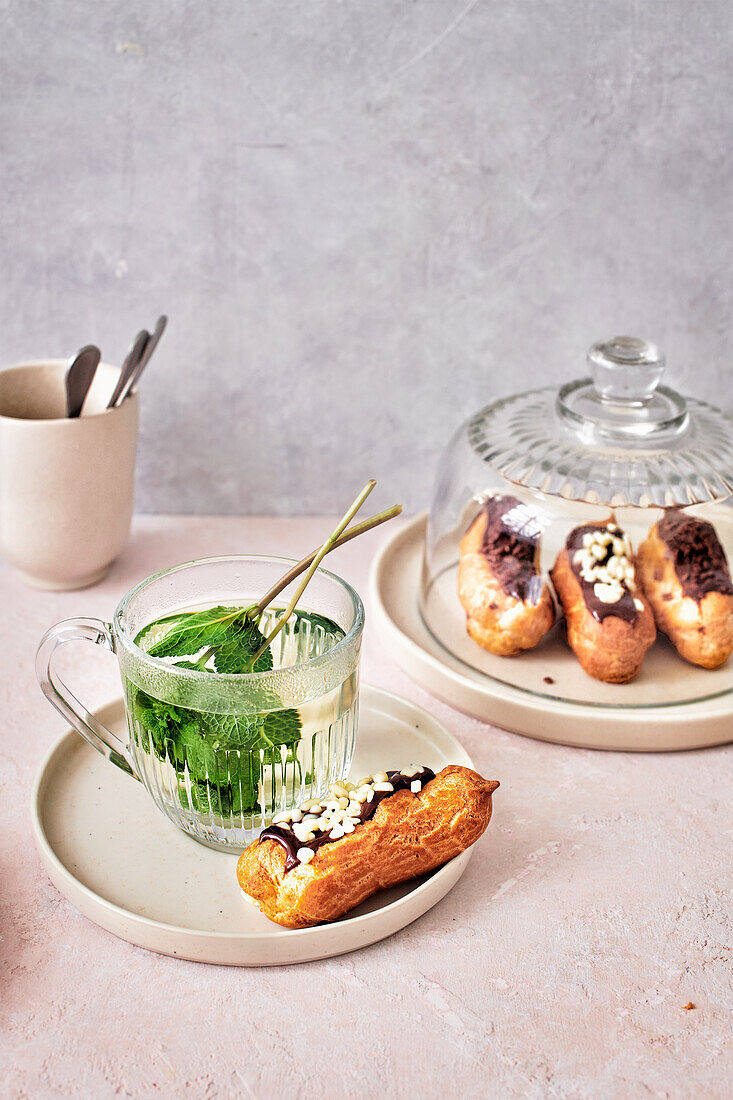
421, 336, 733, 709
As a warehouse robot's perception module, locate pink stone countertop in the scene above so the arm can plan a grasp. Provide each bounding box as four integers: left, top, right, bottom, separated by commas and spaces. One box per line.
2, 516, 731, 1099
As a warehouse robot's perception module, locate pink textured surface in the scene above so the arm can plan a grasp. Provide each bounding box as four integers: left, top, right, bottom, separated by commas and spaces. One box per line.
2, 516, 732, 1099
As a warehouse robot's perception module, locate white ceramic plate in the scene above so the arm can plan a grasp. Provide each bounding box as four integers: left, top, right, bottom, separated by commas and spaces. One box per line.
370, 514, 733, 751
32, 685, 475, 966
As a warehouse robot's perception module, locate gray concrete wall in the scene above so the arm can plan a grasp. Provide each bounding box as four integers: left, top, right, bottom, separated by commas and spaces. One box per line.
2, 1, 731, 515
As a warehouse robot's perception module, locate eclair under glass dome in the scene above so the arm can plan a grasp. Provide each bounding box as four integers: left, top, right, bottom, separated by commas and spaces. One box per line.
421, 336, 733, 709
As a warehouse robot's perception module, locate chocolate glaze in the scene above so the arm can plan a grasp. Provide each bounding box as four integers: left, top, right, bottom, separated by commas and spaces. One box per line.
258, 823, 331, 872
657, 511, 733, 602
566, 524, 638, 624
259, 767, 437, 872
476, 496, 544, 605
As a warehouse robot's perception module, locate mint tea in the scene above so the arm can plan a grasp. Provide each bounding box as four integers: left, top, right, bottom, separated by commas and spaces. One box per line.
121, 602, 359, 851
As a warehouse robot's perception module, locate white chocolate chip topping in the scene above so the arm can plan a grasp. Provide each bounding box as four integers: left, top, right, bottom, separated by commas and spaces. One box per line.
259, 766, 436, 870
572, 525, 636, 606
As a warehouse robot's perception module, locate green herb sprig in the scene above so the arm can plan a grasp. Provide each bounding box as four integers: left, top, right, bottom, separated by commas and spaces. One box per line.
147, 479, 400, 675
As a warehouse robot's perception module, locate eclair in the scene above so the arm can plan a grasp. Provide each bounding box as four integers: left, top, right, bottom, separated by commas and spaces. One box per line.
458, 496, 554, 656
551, 521, 656, 683
237, 765, 498, 928
636, 511, 733, 668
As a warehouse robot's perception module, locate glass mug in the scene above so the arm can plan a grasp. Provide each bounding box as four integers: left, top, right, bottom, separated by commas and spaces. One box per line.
37, 556, 363, 851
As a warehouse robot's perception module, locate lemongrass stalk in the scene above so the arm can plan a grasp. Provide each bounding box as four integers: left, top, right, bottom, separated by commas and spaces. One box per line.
251, 503, 402, 619
250, 480, 377, 662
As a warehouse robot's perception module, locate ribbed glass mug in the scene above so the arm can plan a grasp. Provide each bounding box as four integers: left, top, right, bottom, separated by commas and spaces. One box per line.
36, 556, 363, 851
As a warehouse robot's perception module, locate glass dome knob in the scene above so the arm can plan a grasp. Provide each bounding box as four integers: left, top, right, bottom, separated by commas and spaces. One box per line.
587, 336, 666, 403
557, 334, 687, 444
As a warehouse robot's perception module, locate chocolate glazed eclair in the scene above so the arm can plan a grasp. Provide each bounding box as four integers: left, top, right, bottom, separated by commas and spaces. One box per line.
551, 521, 656, 683
458, 496, 554, 656
636, 510, 733, 668
238, 765, 498, 928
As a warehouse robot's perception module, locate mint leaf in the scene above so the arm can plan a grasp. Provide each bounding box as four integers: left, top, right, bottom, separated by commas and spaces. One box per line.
131, 690, 189, 762
145, 605, 273, 675
176, 718, 253, 784
261, 707, 302, 748
135, 611, 191, 650
291, 609, 344, 637
204, 706, 301, 755
202, 711, 270, 752
210, 620, 273, 673
147, 606, 253, 660
230, 780, 259, 816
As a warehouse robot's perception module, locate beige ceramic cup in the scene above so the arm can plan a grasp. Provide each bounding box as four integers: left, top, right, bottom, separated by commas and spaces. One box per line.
0, 359, 138, 589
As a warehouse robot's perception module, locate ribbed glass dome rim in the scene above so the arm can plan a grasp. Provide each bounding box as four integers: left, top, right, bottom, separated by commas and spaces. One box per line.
465, 384, 733, 508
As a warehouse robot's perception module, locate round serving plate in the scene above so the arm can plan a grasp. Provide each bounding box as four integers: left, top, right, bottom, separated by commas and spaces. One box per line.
370, 515, 733, 751
32, 685, 475, 966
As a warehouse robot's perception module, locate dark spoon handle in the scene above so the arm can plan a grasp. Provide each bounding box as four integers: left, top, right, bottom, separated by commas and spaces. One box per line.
66, 345, 101, 418
107, 330, 149, 409
117, 315, 167, 404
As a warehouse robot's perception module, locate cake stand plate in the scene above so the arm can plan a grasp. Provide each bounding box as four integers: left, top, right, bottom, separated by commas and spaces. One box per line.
32, 685, 475, 966
370, 515, 733, 751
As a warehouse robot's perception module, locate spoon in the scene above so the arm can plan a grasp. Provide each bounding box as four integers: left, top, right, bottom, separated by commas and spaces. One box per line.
65, 345, 101, 418
115, 315, 167, 405
107, 330, 149, 409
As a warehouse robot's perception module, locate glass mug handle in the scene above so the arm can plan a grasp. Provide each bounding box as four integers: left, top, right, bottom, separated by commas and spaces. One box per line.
36, 617, 139, 780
